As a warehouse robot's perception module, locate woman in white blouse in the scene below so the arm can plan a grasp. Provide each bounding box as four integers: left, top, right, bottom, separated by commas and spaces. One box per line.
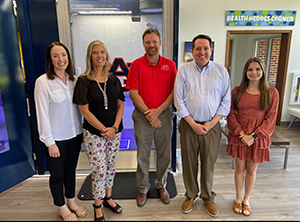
34, 42, 86, 221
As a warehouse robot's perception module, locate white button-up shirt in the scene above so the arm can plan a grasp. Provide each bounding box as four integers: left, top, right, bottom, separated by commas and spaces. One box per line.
34, 73, 82, 147
174, 60, 231, 122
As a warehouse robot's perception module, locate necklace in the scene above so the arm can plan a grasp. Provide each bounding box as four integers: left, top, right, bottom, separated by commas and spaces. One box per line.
95, 74, 108, 110
57, 72, 67, 85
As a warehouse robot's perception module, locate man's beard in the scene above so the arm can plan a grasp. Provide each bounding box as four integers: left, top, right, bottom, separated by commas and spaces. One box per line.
147, 47, 158, 56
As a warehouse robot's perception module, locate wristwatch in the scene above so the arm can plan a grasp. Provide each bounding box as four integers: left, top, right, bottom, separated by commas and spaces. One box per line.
112, 125, 118, 132
251, 133, 258, 140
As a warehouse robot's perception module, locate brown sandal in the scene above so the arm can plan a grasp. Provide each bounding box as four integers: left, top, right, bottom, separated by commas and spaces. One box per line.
242, 203, 252, 216
233, 201, 242, 214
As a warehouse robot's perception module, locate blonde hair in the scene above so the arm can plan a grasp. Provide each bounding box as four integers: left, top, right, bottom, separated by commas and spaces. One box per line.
234, 57, 271, 111
80, 40, 111, 80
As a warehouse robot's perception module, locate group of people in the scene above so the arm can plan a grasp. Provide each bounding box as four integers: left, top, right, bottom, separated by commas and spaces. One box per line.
34, 28, 279, 221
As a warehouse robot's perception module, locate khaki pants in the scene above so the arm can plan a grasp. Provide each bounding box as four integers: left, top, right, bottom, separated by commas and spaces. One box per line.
132, 107, 173, 193
179, 118, 221, 204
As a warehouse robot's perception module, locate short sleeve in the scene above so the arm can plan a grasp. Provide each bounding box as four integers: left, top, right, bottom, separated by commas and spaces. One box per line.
112, 75, 125, 101
73, 76, 90, 105
125, 59, 139, 90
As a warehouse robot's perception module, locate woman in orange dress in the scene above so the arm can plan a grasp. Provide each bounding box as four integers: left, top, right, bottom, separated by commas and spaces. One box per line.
226, 57, 279, 216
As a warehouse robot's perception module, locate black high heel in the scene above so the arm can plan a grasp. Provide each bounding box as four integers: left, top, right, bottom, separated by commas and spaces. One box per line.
93, 203, 105, 221
103, 196, 122, 214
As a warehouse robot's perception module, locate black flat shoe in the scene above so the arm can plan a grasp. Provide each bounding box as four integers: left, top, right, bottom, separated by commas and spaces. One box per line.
103, 196, 122, 214
93, 203, 105, 221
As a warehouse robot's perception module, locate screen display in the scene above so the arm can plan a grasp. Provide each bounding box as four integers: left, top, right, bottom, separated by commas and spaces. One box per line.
0, 89, 10, 154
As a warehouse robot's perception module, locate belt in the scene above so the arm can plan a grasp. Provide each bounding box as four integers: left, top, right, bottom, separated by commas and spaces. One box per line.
194, 121, 206, 124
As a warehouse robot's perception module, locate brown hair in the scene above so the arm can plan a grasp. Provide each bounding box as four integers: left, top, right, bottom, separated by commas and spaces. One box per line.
142, 28, 161, 42
234, 57, 271, 111
45, 41, 75, 81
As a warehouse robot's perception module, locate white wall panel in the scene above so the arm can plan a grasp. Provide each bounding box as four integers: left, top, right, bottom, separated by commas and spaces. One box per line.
71, 14, 162, 74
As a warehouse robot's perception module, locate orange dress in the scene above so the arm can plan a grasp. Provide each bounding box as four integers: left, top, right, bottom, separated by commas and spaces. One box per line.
226, 86, 279, 163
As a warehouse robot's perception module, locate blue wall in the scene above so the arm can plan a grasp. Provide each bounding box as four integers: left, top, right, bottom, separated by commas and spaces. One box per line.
0, 0, 61, 192
16, 0, 60, 174
0, 0, 35, 193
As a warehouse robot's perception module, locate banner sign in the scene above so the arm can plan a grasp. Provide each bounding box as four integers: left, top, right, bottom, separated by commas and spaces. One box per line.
226, 10, 296, 26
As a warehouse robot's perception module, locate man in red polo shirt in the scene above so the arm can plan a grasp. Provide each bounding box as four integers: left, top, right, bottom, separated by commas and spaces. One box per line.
126, 28, 177, 207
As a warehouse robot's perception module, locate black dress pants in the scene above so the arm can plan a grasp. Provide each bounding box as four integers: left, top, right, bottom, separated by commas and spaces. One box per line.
43, 133, 83, 206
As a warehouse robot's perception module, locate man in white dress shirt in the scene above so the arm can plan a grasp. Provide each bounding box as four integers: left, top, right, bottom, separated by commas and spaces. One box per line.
174, 34, 231, 217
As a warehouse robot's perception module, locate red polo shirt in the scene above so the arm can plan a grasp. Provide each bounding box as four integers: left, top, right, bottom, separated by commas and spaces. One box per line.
126, 54, 177, 109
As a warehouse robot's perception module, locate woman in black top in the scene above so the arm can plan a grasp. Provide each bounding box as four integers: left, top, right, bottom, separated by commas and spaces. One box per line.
73, 40, 125, 221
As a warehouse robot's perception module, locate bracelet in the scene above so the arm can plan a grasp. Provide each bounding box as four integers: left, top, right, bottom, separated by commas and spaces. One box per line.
48, 143, 55, 148
112, 125, 118, 132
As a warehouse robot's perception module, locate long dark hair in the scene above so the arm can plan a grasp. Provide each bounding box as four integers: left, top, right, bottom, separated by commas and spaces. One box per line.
234, 57, 271, 111
45, 41, 75, 81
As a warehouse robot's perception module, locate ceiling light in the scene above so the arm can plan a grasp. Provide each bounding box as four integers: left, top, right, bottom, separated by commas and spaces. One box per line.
70, 7, 119, 13
140, 8, 162, 13
77, 10, 132, 15
140, 0, 162, 13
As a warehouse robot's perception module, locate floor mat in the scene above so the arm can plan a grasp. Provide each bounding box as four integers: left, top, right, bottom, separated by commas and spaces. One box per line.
78, 171, 177, 200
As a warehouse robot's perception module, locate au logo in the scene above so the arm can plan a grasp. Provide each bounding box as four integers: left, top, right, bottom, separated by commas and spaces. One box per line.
109, 58, 131, 92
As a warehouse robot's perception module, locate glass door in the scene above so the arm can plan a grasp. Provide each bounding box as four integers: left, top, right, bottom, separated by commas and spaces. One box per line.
69, 0, 163, 151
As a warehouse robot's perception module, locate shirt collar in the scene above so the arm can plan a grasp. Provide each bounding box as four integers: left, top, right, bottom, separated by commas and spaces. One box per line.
193, 60, 212, 72
143, 54, 161, 67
